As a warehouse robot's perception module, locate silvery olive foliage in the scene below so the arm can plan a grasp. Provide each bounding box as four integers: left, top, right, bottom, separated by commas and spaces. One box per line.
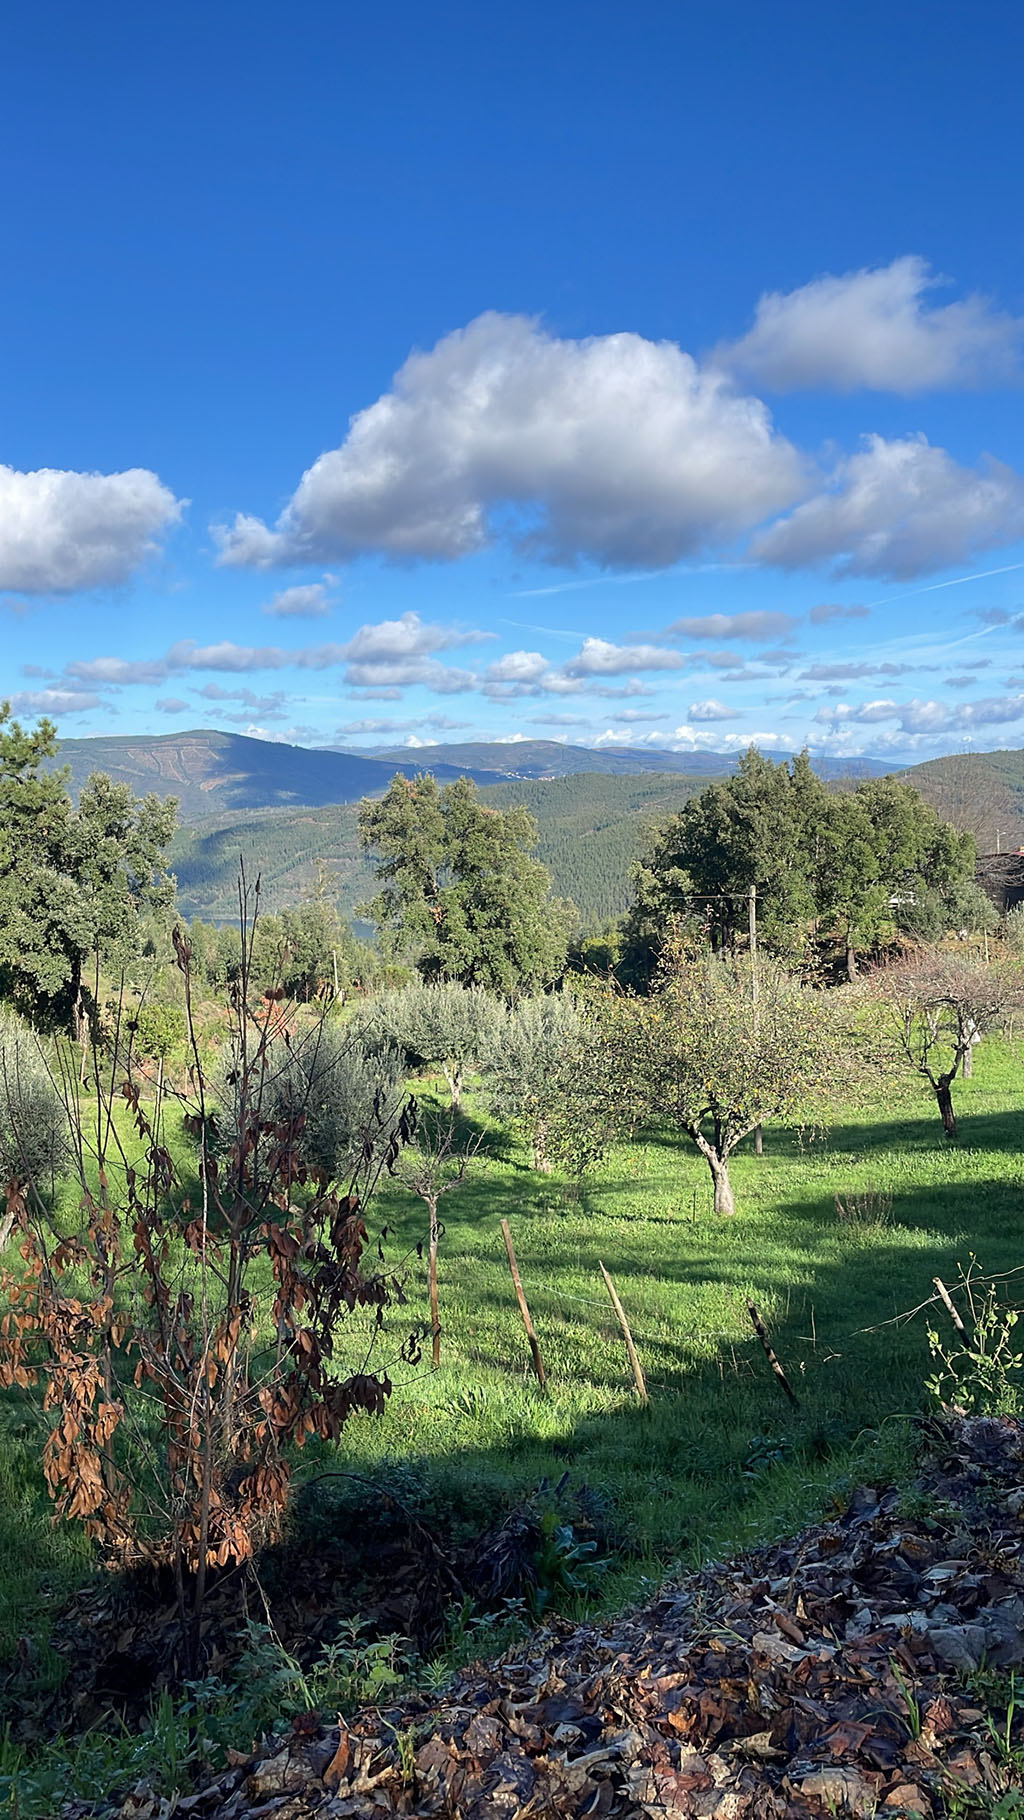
0, 1010, 71, 1189
233, 1018, 407, 1184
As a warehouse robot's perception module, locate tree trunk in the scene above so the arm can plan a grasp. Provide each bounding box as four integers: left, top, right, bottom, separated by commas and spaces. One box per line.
935, 1075, 957, 1137
428, 1200, 441, 1368
845, 940, 857, 983
69, 954, 87, 1045
962, 1043, 973, 1079
707, 1152, 736, 1216
532, 1119, 553, 1174
442, 1063, 462, 1108
754, 1123, 763, 1156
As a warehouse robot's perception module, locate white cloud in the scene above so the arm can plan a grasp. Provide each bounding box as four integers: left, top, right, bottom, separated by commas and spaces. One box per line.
688, 698, 737, 721
261, 583, 333, 618
213, 311, 806, 571
8, 688, 105, 715
595, 724, 787, 753
155, 696, 190, 713
63, 613, 485, 695
0, 464, 183, 594
664, 611, 798, 641
719, 257, 1023, 393
816, 692, 1024, 736
753, 434, 1024, 579
565, 637, 688, 677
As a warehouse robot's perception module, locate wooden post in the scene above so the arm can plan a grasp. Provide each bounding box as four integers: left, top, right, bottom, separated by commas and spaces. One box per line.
933, 1276, 967, 1337
501, 1218, 546, 1389
599, 1262, 648, 1406
428, 1202, 441, 1368
746, 1299, 799, 1407
750, 886, 763, 1157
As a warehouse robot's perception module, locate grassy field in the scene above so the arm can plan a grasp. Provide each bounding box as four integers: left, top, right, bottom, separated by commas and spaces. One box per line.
0, 1036, 1020, 1800
320, 1040, 1022, 1582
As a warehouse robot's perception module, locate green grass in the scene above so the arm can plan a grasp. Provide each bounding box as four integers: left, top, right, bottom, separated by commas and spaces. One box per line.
0, 1042, 1021, 1809
290, 1038, 1023, 1599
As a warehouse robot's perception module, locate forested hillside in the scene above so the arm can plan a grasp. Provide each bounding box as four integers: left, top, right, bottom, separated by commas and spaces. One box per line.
169, 770, 724, 922
49, 729, 507, 817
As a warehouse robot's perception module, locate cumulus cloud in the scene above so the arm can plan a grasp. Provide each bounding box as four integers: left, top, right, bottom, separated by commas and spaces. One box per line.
688, 699, 737, 721
63, 613, 485, 695
817, 692, 1024, 736
809, 602, 870, 624
261, 583, 333, 618
753, 434, 1024, 580
595, 724, 787, 753
0, 465, 183, 594
213, 312, 807, 572
9, 688, 105, 715
334, 713, 471, 739
664, 611, 799, 641
718, 257, 1023, 394
565, 637, 688, 677
155, 697, 190, 713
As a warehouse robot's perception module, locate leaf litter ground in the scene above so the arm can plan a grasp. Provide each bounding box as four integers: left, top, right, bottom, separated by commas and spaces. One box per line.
87, 1413, 1024, 1820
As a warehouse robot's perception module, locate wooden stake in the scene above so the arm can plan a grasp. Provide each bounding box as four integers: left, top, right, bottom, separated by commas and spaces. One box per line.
599, 1261, 648, 1406
501, 1218, 546, 1389
428, 1203, 441, 1369
933, 1276, 967, 1337
746, 1299, 800, 1407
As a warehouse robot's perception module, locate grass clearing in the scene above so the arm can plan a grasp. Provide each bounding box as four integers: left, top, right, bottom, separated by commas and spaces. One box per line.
0, 1036, 1020, 1805
308, 1037, 1023, 1591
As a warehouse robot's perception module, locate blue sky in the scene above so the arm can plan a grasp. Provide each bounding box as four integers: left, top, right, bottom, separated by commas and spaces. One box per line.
3, 0, 1024, 761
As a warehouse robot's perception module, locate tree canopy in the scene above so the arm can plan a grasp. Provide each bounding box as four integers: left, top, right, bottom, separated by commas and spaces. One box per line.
0, 707, 178, 1031
622, 748, 975, 983
597, 949, 849, 1214
358, 773, 574, 993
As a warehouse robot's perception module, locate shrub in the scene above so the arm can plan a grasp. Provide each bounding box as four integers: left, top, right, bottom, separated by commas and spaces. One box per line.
0, 1011, 70, 1191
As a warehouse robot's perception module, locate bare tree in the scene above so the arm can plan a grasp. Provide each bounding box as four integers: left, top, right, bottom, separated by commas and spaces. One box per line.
878, 948, 1022, 1136
394, 1114, 484, 1367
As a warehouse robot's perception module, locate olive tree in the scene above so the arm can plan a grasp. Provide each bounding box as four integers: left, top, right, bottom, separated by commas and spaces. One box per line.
360, 980, 504, 1107
481, 993, 589, 1172
233, 1018, 406, 1184
606, 952, 848, 1215
878, 949, 1022, 1136
0, 1012, 71, 1196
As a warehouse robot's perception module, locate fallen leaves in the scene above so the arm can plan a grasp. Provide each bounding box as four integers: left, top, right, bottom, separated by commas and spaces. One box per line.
63, 1413, 1024, 1818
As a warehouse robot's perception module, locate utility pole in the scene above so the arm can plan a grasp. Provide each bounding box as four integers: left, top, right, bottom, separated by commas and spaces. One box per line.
750, 885, 763, 1157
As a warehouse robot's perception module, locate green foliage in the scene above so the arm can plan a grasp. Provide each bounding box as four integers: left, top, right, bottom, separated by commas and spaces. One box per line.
622, 747, 975, 983
926, 1258, 1023, 1415
228, 1016, 407, 1183
361, 979, 505, 1105
480, 992, 616, 1175
528, 1504, 607, 1616
0, 1620, 408, 1818
596, 950, 852, 1213
0, 706, 177, 1032
130, 1000, 186, 1062
0, 1012, 71, 1187
358, 773, 574, 991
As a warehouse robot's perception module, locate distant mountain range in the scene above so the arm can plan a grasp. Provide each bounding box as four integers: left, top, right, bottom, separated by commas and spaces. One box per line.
51, 728, 895, 820
48, 728, 1024, 927
365, 738, 896, 782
